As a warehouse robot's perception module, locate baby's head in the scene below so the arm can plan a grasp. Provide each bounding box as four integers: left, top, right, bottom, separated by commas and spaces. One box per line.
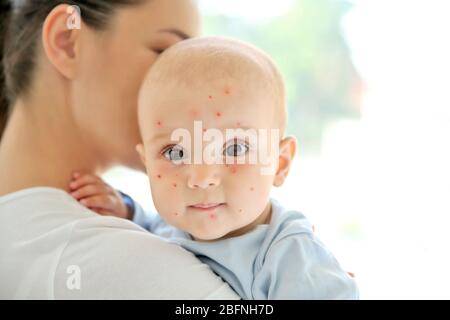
137, 36, 296, 241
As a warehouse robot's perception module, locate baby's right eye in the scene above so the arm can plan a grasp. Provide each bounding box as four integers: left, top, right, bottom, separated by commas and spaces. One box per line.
162, 145, 186, 162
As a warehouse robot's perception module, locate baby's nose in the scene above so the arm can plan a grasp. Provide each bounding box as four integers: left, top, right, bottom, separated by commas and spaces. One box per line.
187, 166, 220, 189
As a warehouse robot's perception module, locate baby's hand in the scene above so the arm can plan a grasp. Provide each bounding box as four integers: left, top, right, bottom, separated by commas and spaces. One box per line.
69, 172, 131, 219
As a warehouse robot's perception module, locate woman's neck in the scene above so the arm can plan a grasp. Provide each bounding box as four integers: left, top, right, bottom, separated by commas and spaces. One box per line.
0, 98, 108, 196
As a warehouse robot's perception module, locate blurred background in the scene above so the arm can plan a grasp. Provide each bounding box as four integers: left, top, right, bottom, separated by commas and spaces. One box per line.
104, 0, 450, 299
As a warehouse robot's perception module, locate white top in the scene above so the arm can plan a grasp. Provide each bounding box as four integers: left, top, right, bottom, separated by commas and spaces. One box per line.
0, 187, 239, 300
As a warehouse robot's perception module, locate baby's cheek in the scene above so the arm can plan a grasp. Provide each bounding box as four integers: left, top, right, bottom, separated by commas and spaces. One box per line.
225, 163, 239, 175
225, 164, 272, 210
149, 163, 185, 218
151, 183, 185, 226
149, 161, 178, 180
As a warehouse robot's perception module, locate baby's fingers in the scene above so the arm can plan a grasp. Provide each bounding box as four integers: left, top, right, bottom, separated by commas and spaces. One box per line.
80, 195, 116, 211
90, 207, 114, 216
70, 172, 104, 191
70, 183, 111, 200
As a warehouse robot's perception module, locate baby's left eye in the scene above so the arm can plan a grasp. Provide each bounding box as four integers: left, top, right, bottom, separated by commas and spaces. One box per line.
223, 142, 249, 157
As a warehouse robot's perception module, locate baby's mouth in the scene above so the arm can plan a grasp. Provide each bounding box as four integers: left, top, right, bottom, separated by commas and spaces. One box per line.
188, 203, 225, 212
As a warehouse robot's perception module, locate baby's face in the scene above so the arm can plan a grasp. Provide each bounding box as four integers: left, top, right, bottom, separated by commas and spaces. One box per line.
138, 79, 284, 241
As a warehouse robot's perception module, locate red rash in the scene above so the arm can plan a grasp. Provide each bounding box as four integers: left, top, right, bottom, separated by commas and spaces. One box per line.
157, 174, 162, 179
157, 121, 162, 127
216, 112, 222, 117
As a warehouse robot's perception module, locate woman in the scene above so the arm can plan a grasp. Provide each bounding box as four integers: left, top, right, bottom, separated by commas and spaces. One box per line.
0, 0, 239, 299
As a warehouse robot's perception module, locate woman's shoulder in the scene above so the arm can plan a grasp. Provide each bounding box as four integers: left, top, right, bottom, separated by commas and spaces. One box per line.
0, 186, 152, 234
0, 187, 239, 299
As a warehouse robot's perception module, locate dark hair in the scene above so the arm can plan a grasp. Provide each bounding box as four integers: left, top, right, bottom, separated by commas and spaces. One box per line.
0, 0, 144, 141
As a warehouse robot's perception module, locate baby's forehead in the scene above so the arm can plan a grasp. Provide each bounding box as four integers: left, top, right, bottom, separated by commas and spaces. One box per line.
138, 83, 282, 143
141, 84, 268, 123
138, 37, 286, 136
142, 98, 270, 141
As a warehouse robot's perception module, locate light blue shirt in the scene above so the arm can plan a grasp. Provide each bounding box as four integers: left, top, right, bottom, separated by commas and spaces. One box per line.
133, 199, 359, 300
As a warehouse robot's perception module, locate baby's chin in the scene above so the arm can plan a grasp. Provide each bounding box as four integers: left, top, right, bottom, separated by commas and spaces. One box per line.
189, 227, 230, 242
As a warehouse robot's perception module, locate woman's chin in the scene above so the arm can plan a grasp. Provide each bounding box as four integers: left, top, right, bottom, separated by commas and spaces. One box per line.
125, 157, 147, 172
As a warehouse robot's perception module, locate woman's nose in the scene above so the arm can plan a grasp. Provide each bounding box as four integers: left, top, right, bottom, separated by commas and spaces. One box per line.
187, 165, 220, 189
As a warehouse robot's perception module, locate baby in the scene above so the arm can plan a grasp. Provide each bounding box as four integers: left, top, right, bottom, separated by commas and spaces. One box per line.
70, 36, 359, 299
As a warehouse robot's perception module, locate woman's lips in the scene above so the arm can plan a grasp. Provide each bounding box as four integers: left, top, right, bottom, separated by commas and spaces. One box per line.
188, 203, 225, 211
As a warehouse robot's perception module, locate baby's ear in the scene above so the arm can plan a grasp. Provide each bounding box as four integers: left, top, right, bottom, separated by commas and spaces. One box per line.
273, 136, 297, 187
136, 144, 146, 165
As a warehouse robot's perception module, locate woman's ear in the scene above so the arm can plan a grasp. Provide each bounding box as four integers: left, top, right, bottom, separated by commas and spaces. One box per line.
136, 144, 146, 165
41, 4, 82, 79
273, 136, 297, 187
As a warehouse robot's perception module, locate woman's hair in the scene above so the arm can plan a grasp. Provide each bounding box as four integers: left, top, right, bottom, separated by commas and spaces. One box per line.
0, 0, 144, 140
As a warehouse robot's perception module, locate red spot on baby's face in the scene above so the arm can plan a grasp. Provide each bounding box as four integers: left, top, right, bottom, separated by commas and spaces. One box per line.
230, 167, 237, 174
250, 187, 255, 191
236, 122, 241, 127
157, 174, 162, 179
208, 95, 213, 100
174, 212, 179, 216
209, 213, 216, 220
216, 112, 222, 118
224, 87, 231, 95
173, 183, 177, 188
157, 121, 162, 127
